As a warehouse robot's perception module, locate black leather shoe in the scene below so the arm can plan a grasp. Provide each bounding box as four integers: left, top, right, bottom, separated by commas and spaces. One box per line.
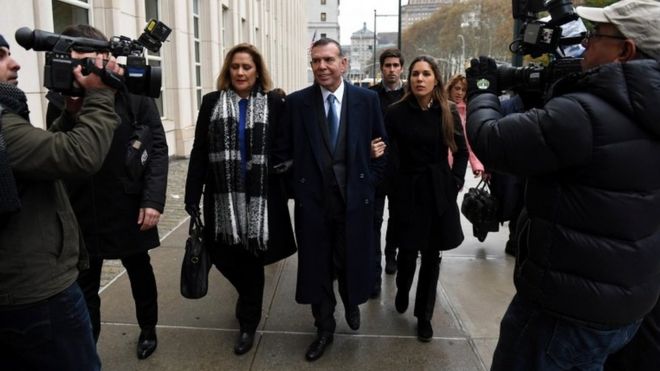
395, 290, 408, 314
385, 257, 397, 275
137, 327, 157, 359
234, 331, 256, 355
417, 319, 433, 342
345, 306, 360, 330
305, 333, 333, 362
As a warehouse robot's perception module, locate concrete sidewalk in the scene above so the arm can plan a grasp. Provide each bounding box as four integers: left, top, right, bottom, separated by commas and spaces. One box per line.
97, 159, 515, 370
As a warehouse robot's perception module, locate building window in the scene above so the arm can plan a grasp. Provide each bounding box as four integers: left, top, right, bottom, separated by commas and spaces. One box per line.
321, 33, 327, 38
222, 5, 230, 56
321, 12, 326, 22
321, 0, 326, 4
193, 0, 202, 110
52, 0, 89, 33
145, 0, 164, 117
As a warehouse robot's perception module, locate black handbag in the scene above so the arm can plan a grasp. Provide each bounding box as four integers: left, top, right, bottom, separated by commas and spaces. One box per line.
461, 179, 500, 242
180, 210, 212, 299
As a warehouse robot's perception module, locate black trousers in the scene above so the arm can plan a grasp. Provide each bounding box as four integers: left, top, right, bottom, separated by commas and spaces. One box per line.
311, 186, 349, 335
210, 243, 264, 333
373, 195, 398, 285
77, 252, 158, 342
383, 202, 398, 260
396, 249, 442, 321
373, 195, 385, 285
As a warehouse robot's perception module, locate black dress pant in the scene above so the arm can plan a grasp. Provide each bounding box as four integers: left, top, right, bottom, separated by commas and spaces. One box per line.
77, 252, 158, 342
312, 186, 349, 335
373, 194, 386, 285
210, 243, 264, 333
384, 201, 398, 261
396, 249, 442, 321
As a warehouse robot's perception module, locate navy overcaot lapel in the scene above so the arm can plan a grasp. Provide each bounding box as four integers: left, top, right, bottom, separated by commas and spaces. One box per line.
301, 85, 326, 171
345, 84, 364, 163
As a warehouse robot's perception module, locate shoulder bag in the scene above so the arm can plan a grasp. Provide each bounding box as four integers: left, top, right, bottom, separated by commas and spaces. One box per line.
180, 210, 212, 299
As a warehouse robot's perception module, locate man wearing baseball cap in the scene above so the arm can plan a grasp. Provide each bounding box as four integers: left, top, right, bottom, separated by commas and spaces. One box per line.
464, 0, 660, 370
582, 2, 660, 369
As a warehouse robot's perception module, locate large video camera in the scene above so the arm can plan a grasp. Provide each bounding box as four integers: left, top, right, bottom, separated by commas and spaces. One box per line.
15, 19, 171, 98
497, 0, 584, 96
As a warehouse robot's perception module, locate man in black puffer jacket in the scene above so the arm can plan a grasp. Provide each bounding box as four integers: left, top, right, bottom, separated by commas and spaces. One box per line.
465, 1, 660, 370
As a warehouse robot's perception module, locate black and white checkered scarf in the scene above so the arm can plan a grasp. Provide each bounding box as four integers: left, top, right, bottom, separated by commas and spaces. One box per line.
0, 82, 28, 218
208, 88, 269, 255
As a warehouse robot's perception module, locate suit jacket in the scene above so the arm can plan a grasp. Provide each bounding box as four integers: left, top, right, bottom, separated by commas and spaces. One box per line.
284, 82, 387, 306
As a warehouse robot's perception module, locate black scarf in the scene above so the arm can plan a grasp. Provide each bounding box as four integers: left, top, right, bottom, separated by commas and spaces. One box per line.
0, 82, 29, 217
208, 88, 270, 255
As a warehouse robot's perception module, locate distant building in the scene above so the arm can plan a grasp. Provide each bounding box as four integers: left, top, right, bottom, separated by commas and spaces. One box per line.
349, 22, 375, 80
377, 32, 399, 48
307, 0, 341, 83
401, 0, 453, 30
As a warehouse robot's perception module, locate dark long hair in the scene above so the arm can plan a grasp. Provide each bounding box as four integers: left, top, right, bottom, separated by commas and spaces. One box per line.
402, 55, 457, 152
216, 43, 273, 92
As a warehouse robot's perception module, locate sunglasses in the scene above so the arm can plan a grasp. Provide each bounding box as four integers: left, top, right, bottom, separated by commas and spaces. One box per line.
581, 30, 628, 46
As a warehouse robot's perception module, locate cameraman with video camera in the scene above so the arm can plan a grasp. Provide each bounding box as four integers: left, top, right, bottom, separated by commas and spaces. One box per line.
465, 0, 660, 370
0, 33, 122, 370
46, 24, 168, 360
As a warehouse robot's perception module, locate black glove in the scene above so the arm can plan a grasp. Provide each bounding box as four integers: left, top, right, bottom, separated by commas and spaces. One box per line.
466, 56, 499, 99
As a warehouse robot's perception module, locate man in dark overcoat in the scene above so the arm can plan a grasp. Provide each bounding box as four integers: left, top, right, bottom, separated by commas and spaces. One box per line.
283, 38, 387, 362
46, 25, 168, 360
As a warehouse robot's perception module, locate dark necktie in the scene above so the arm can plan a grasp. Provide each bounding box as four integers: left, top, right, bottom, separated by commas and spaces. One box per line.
326, 94, 339, 151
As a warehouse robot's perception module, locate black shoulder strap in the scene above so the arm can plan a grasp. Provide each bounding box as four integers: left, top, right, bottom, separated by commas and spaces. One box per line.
120, 91, 142, 128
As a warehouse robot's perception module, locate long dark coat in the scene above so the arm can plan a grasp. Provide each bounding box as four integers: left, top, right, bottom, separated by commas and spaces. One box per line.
184, 90, 296, 265
385, 96, 468, 252
49, 93, 168, 259
284, 83, 387, 306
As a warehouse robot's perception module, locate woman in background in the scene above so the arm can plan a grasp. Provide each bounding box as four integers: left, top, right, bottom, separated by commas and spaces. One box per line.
184, 43, 296, 356
446, 74, 487, 179
385, 56, 468, 342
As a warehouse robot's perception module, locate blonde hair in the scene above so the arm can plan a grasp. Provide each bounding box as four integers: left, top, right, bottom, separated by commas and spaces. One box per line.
446, 74, 468, 103
216, 43, 273, 92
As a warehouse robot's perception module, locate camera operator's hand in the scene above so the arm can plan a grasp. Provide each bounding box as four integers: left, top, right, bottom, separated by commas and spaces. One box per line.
466, 56, 498, 99
72, 54, 124, 92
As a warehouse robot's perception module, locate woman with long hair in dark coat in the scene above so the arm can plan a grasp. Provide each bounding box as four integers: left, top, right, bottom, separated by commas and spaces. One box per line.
385, 55, 468, 342
184, 43, 296, 356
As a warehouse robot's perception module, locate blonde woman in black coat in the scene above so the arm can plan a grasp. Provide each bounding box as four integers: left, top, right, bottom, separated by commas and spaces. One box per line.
385, 55, 468, 342
184, 44, 296, 356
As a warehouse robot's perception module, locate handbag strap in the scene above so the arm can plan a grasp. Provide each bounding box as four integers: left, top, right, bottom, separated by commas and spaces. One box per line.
477, 178, 495, 192
476, 178, 485, 189
188, 208, 204, 234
